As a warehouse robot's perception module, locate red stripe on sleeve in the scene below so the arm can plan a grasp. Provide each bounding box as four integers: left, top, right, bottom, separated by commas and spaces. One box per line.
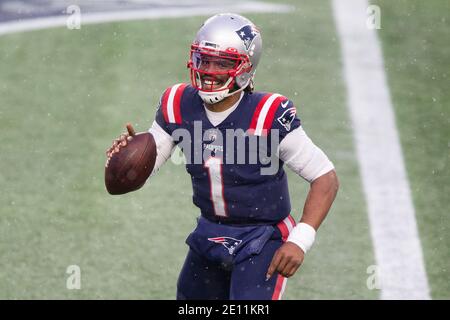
161, 87, 171, 123
262, 96, 286, 133
173, 83, 188, 124
248, 93, 272, 133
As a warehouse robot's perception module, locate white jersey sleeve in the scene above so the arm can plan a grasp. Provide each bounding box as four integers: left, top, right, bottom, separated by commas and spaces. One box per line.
148, 120, 176, 176
278, 126, 335, 182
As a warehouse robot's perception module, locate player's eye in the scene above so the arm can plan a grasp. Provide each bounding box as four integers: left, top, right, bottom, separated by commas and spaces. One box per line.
218, 61, 232, 68
214, 59, 236, 70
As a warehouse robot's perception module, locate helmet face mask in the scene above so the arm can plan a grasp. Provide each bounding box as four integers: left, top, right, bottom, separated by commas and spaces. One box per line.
188, 44, 251, 93
187, 13, 262, 104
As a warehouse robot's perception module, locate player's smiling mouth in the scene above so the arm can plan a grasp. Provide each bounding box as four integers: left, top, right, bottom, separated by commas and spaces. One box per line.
201, 76, 229, 90
203, 79, 221, 85
202, 78, 224, 89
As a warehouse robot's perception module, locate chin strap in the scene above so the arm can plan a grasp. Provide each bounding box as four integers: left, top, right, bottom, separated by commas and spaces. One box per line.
198, 88, 230, 104
198, 77, 250, 104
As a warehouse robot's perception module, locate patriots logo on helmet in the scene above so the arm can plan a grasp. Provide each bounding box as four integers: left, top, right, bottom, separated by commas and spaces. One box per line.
277, 106, 296, 131
208, 237, 242, 255
235, 25, 258, 51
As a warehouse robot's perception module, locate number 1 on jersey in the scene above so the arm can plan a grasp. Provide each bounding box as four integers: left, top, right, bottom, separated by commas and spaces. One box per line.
204, 157, 227, 217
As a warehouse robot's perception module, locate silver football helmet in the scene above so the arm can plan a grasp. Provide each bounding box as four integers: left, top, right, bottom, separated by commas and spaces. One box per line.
187, 13, 262, 104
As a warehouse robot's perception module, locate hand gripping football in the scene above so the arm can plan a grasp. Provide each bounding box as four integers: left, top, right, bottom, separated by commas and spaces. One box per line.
105, 124, 157, 195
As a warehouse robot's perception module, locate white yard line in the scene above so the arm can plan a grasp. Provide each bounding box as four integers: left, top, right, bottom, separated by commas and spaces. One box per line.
0, 1, 292, 36
332, 0, 431, 299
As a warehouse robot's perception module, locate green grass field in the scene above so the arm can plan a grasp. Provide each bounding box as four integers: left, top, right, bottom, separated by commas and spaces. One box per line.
374, 0, 450, 299
0, 0, 448, 299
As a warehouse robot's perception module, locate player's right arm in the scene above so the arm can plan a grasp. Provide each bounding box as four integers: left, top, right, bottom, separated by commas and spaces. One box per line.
105, 123, 175, 177
147, 120, 175, 175
106, 85, 178, 173
104, 122, 175, 181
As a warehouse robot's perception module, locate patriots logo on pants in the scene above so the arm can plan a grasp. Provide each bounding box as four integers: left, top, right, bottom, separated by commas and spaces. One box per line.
208, 237, 243, 255
235, 25, 258, 50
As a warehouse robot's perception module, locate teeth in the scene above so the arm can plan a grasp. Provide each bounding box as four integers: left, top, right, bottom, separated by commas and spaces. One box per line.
204, 80, 220, 85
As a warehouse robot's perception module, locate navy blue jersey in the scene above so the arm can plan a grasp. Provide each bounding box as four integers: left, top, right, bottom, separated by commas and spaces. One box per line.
154, 83, 301, 225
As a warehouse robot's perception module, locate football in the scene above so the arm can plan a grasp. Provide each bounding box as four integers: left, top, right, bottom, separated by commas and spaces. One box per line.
105, 128, 157, 195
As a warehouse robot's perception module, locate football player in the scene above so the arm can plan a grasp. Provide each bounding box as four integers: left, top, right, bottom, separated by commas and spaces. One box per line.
106, 13, 339, 300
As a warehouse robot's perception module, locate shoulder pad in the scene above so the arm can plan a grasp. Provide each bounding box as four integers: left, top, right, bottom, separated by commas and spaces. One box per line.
160, 83, 189, 124
248, 93, 288, 136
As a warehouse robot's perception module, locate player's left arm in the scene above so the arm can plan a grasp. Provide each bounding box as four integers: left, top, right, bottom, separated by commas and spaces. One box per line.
267, 170, 338, 280
267, 101, 339, 279
279, 125, 339, 230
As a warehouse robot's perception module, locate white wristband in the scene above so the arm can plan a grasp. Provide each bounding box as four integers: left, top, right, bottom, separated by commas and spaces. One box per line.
287, 222, 316, 254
